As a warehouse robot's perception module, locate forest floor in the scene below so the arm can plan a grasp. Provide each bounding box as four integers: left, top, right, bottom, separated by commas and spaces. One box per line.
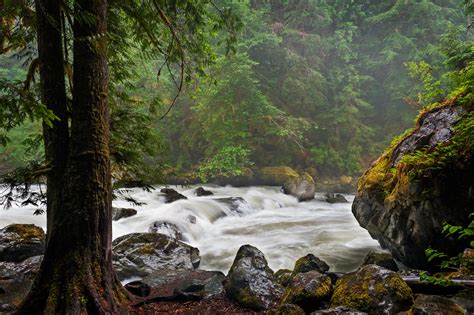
130, 295, 259, 314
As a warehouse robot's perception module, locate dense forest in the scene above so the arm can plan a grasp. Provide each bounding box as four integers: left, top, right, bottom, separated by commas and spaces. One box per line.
1, 0, 473, 314
1, 0, 471, 183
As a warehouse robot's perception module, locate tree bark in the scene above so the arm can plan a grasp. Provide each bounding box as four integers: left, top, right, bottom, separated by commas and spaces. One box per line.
17, 0, 129, 313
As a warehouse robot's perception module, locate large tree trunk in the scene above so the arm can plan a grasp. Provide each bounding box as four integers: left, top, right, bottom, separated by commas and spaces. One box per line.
17, 0, 129, 313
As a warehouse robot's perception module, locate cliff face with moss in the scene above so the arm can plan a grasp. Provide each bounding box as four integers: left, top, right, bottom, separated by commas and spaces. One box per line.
352, 95, 473, 269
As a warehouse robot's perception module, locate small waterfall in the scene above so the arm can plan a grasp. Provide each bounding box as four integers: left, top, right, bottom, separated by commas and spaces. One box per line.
0, 185, 381, 273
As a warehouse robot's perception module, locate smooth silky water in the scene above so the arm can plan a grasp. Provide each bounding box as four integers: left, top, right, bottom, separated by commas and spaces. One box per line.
0, 185, 382, 273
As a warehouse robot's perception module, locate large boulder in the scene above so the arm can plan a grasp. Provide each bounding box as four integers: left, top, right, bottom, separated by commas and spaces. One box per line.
353, 100, 473, 269
0, 224, 45, 262
330, 265, 413, 314
360, 250, 398, 271
283, 172, 316, 202
282, 271, 332, 313
160, 188, 187, 203
258, 166, 299, 186
112, 233, 200, 280
224, 244, 284, 310
292, 254, 330, 276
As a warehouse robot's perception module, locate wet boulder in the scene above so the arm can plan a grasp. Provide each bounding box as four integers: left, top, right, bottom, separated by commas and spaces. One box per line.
283, 172, 316, 202
112, 207, 137, 221
195, 187, 213, 196
353, 101, 473, 270
112, 233, 200, 280
409, 294, 466, 314
311, 306, 367, 314
0, 255, 42, 308
282, 271, 332, 313
292, 254, 330, 276
148, 221, 185, 241
0, 224, 45, 262
160, 188, 187, 203
258, 166, 299, 186
324, 193, 348, 204
214, 197, 246, 214
275, 269, 293, 287
330, 264, 413, 314
224, 244, 284, 310
361, 250, 398, 271
141, 269, 225, 300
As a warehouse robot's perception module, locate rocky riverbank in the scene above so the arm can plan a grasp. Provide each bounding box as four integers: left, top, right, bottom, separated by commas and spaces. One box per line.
1, 224, 473, 314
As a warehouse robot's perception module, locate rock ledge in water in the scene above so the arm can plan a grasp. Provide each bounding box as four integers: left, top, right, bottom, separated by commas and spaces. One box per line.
0, 224, 45, 262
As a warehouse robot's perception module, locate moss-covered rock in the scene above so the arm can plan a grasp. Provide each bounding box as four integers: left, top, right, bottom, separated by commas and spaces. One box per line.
275, 269, 293, 287
0, 224, 45, 262
407, 294, 466, 314
224, 244, 284, 310
330, 264, 413, 314
282, 271, 332, 313
112, 233, 200, 280
283, 172, 316, 201
259, 166, 299, 185
292, 254, 330, 276
353, 97, 473, 269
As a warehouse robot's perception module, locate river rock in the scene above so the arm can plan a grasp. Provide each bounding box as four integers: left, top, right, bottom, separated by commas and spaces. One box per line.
353, 101, 473, 269
112, 207, 137, 221
141, 269, 225, 300
195, 187, 213, 196
282, 271, 332, 313
330, 264, 413, 314
214, 197, 246, 214
267, 303, 305, 315
224, 244, 284, 310
148, 221, 185, 241
112, 233, 200, 280
258, 166, 299, 186
0, 255, 42, 308
292, 254, 330, 276
0, 224, 45, 262
275, 269, 293, 287
361, 250, 398, 271
324, 193, 348, 204
160, 188, 187, 203
283, 172, 316, 202
409, 294, 465, 314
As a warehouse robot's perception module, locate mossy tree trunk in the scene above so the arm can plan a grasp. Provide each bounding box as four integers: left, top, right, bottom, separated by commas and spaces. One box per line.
17, 0, 129, 313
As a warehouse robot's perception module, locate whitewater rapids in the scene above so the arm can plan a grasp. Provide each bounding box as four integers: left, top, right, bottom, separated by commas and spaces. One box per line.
0, 185, 381, 273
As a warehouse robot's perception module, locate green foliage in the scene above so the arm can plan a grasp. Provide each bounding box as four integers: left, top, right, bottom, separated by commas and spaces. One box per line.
406, 61, 444, 107
197, 145, 253, 182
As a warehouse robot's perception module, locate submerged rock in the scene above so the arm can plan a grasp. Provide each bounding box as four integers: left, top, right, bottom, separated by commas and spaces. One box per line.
283, 172, 316, 202
224, 244, 284, 310
195, 187, 213, 196
160, 188, 187, 203
353, 100, 473, 269
148, 221, 185, 241
112, 233, 200, 280
361, 250, 398, 271
282, 271, 332, 313
330, 264, 413, 314
112, 207, 137, 221
0, 224, 45, 262
324, 193, 348, 204
213, 197, 246, 214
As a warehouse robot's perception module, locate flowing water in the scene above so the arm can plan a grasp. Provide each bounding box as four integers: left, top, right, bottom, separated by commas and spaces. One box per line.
0, 185, 382, 273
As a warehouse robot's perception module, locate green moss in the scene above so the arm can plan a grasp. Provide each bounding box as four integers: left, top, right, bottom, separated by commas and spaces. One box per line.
5, 224, 44, 240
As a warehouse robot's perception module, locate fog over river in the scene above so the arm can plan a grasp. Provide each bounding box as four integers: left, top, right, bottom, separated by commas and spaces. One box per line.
0, 185, 382, 273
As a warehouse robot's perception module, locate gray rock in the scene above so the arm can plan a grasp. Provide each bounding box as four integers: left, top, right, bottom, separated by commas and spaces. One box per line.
112, 207, 137, 221
195, 187, 213, 196
0, 224, 45, 262
292, 254, 330, 275
0, 255, 42, 309
160, 188, 187, 203
141, 269, 225, 300
283, 172, 316, 202
324, 193, 348, 204
148, 221, 185, 241
112, 233, 200, 280
225, 244, 284, 310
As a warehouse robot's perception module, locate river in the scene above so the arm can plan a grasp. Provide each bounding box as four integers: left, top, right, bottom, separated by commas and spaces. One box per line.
0, 185, 382, 273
